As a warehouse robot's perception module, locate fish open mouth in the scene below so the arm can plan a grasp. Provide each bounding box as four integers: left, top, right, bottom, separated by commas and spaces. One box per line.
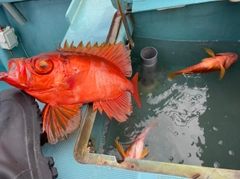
0, 59, 29, 89
0, 60, 19, 81
9, 61, 17, 75
8, 60, 21, 78
0, 72, 8, 79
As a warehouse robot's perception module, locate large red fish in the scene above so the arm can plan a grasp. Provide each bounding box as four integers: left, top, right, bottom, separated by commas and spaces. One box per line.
168, 48, 238, 80
0, 41, 141, 144
114, 120, 158, 161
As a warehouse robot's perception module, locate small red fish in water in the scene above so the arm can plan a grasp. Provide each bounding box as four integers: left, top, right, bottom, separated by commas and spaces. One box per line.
168, 48, 238, 80
114, 120, 158, 161
0, 41, 141, 144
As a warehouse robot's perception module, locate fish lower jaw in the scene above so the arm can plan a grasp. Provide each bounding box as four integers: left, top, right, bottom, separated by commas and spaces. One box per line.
0, 72, 8, 79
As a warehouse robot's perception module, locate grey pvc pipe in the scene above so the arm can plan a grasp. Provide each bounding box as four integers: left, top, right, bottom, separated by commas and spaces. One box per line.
2, 3, 27, 26
140, 47, 158, 87
140, 47, 158, 67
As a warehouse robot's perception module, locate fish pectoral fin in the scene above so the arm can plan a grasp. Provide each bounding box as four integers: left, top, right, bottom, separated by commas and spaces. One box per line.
140, 147, 150, 159
93, 91, 132, 122
219, 65, 226, 80
114, 139, 126, 158
207, 61, 217, 70
42, 103, 83, 144
204, 47, 215, 57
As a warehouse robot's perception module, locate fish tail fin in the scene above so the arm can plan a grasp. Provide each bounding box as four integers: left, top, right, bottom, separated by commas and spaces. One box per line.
131, 72, 141, 108
42, 103, 82, 144
168, 72, 178, 79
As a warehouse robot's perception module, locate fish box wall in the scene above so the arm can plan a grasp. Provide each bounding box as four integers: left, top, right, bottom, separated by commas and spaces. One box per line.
130, 1, 240, 68
121, 0, 240, 173
132, 1, 240, 41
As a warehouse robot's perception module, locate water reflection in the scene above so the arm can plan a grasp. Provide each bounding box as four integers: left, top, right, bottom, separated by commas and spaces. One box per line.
139, 74, 208, 166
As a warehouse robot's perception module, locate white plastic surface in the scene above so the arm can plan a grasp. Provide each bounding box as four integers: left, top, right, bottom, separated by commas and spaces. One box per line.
0, 26, 18, 50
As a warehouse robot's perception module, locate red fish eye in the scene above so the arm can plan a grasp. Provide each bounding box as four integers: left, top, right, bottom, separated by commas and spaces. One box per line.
33, 58, 53, 74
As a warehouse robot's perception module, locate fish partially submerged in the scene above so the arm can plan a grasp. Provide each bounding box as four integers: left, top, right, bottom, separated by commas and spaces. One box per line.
168, 48, 238, 80
0, 41, 141, 144
114, 120, 158, 161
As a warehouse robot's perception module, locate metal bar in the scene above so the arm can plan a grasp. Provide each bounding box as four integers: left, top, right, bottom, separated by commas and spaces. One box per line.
116, 0, 134, 49
106, 11, 122, 45
2, 3, 27, 26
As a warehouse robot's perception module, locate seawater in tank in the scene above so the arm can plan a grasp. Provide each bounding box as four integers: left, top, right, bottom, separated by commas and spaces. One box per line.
98, 38, 240, 170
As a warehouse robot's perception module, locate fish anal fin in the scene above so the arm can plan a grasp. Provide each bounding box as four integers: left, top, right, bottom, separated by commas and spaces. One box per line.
204, 47, 215, 57
42, 103, 82, 144
114, 139, 126, 158
140, 147, 150, 159
93, 91, 132, 122
220, 65, 225, 80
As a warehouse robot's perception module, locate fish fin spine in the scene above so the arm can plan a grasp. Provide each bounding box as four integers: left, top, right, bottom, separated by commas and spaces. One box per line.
58, 40, 132, 77
114, 139, 126, 158
219, 65, 225, 80
131, 72, 141, 108
204, 47, 215, 57
140, 148, 150, 159
93, 91, 132, 122
42, 103, 82, 144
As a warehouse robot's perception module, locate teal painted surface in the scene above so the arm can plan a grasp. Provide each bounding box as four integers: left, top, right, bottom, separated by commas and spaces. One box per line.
132, 0, 221, 12
62, 0, 116, 45
132, 1, 240, 41
2, 0, 71, 56
65, 0, 83, 24
0, 5, 26, 70
0, 0, 23, 2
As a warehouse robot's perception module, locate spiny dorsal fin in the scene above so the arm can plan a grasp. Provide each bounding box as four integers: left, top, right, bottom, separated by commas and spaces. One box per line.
58, 40, 132, 77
